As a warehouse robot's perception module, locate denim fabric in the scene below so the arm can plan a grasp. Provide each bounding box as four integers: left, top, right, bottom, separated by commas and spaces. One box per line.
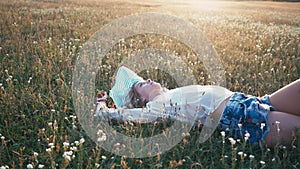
219, 92, 272, 142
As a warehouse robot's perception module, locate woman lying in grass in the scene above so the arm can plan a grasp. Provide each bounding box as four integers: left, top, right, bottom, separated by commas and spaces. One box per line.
96, 66, 300, 147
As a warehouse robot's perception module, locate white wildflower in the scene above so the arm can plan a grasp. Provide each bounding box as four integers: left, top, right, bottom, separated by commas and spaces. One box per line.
228, 137, 236, 145
46, 148, 51, 153
260, 161, 265, 165
220, 131, 225, 137
27, 164, 33, 169
48, 143, 54, 148
38, 164, 45, 168
70, 146, 77, 151
95, 163, 100, 168
80, 138, 85, 144
63, 151, 73, 161
97, 130, 107, 142
101, 155, 107, 160
63, 142, 70, 147
34, 152, 39, 157
260, 123, 265, 130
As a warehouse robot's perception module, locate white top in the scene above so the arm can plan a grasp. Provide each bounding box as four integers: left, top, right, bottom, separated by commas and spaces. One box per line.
95, 85, 233, 126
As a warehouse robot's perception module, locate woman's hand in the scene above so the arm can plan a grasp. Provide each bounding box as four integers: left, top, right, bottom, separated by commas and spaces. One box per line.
96, 90, 108, 109
97, 90, 108, 102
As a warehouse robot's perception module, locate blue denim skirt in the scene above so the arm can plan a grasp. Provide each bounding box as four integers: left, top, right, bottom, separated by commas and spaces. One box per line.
219, 92, 273, 142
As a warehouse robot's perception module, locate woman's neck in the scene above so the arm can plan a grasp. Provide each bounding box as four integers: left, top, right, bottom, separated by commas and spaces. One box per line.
149, 88, 168, 101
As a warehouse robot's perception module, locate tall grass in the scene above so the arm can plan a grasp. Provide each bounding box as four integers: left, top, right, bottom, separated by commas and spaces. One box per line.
0, 0, 299, 168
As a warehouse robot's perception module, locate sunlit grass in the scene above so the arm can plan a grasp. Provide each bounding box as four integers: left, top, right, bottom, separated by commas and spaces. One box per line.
0, 0, 299, 168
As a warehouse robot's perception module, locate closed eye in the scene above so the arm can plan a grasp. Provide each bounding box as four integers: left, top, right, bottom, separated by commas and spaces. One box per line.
138, 81, 147, 88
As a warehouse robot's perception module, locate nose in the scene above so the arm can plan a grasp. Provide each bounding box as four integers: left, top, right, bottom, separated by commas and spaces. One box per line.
147, 79, 152, 83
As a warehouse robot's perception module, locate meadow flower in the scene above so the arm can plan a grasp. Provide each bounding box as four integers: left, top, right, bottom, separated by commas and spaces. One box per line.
63, 142, 70, 147
80, 138, 85, 144
34, 152, 39, 157
28, 77, 32, 84
228, 137, 236, 145
48, 143, 55, 148
101, 155, 107, 160
97, 130, 107, 142
46, 148, 51, 153
260, 161, 265, 165
95, 163, 100, 168
63, 151, 73, 161
38, 164, 45, 168
27, 164, 33, 169
220, 131, 225, 137
244, 131, 250, 141
70, 146, 77, 151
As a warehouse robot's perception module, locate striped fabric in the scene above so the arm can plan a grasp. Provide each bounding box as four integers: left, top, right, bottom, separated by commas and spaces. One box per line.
109, 66, 143, 109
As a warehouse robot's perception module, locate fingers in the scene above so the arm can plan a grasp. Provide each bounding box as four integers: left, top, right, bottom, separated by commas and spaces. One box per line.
97, 90, 108, 102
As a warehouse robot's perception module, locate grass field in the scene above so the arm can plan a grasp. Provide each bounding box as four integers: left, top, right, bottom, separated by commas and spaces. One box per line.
0, 0, 299, 168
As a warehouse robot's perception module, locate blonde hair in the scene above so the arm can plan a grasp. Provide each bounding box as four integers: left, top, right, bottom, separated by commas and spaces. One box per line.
124, 84, 147, 108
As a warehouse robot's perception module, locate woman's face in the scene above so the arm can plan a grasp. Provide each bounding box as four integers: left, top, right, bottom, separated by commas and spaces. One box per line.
134, 79, 161, 101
